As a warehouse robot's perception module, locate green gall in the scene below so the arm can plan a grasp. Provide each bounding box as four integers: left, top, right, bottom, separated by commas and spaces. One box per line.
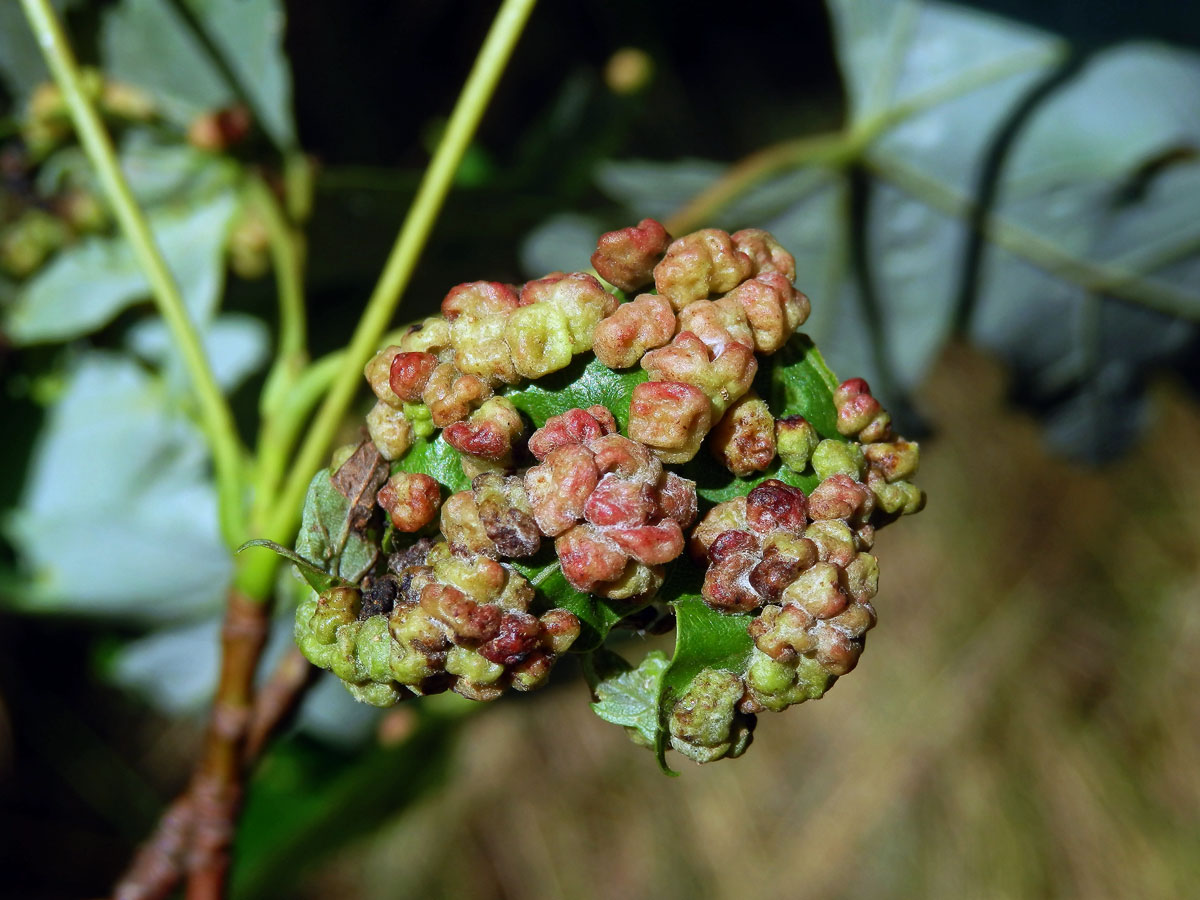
843, 552, 879, 603
812, 438, 865, 481
367, 400, 414, 461
308, 586, 361, 644
863, 440, 920, 483
745, 648, 830, 712
364, 345, 405, 407
403, 402, 435, 439
446, 646, 505, 685
775, 415, 820, 473
354, 614, 395, 683
668, 668, 755, 764
505, 302, 574, 379
452, 313, 519, 385
344, 680, 404, 708
869, 476, 926, 516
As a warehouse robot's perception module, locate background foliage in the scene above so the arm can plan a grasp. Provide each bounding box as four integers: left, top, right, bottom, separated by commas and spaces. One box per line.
1, 1, 1198, 897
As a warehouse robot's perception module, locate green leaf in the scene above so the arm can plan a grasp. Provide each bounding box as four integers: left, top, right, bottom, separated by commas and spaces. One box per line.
5, 187, 236, 343
294, 469, 380, 585
687, 456, 819, 506
589, 649, 670, 747
654, 598, 754, 774
392, 432, 471, 494
768, 334, 843, 435
505, 355, 648, 431
238, 539, 350, 594
102, 0, 296, 148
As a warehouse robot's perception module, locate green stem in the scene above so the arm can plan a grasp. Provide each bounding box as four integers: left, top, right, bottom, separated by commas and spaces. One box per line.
663, 133, 852, 235
250, 352, 338, 535
259, 0, 538, 550
249, 172, 308, 473
251, 175, 307, 382
20, 0, 248, 548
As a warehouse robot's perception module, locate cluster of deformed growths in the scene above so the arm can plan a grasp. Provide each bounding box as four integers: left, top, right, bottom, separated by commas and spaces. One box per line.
289, 219, 925, 765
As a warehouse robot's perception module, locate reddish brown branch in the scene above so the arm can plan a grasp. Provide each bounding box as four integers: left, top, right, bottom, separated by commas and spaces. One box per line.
112, 795, 194, 900
113, 592, 306, 900
244, 647, 318, 762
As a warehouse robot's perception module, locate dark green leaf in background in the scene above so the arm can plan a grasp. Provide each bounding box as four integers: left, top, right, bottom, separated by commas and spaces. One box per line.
0, 0, 76, 105
526, 0, 1200, 461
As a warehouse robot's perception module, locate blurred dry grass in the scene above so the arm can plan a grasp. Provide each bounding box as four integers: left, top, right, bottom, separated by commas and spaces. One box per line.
313, 343, 1200, 899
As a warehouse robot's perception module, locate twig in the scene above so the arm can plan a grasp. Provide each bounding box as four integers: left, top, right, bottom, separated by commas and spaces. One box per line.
112, 795, 194, 900
183, 591, 271, 899
243, 648, 318, 763
112, 647, 316, 900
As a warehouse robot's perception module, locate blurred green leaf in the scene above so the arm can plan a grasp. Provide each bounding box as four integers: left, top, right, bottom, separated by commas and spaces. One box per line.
519, 211, 603, 278
234, 716, 459, 900
102, 0, 295, 148
127, 312, 269, 394
5, 187, 236, 343
3, 353, 230, 622
0, 0, 75, 106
